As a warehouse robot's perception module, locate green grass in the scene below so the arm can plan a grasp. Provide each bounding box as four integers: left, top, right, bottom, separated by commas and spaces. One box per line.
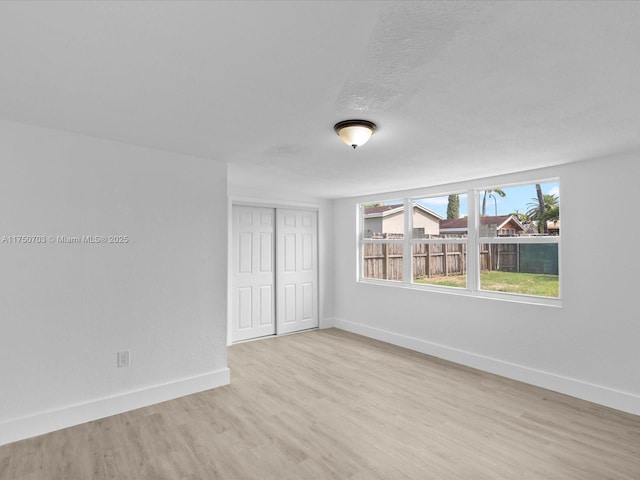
414, 270, 559, 298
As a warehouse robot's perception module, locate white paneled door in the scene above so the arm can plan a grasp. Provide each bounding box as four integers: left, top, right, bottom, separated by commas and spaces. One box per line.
276, 209, 319, 335
231, 206, 276, 342
231, 206, 319, 342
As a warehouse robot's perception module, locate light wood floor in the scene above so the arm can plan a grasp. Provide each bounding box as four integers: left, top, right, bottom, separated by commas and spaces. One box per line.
1, 328, 639, 479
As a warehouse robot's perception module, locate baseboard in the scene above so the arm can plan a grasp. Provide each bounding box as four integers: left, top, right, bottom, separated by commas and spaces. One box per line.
333, 317, 640, 416
0, 367, 230, 447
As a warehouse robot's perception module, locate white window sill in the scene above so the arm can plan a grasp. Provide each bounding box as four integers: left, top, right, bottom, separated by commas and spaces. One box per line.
358, 278, 562, 308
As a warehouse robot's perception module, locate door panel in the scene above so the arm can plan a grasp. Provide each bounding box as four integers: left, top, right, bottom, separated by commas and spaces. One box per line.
283, 234, 296, 272
238, 233, 252, 273
238, 288, 252, 329
301, 234, 313, 270
284, 284, 296, 324
259, 285, 273, 325
302, 282, 313, 320
231, 206, 276, 342
260, 234, 272, 271
276, 209, 319, 334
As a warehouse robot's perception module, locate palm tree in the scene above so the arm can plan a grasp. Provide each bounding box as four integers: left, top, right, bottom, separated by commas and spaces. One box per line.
527, 193, 559, 233
535, 184, 545, 221
446, 194, 459, 219
481, 189, 506, 216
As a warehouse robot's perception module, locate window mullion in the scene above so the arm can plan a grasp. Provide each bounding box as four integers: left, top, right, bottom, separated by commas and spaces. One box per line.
403, 198, 412, 284
467, 189, 479, 292
358, 203, 364, 281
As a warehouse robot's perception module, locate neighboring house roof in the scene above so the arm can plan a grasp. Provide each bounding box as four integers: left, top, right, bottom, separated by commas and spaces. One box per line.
364, 204, 403, 216
439, 215, 525, 233
364, 204, 444, 219
522, 222, 539, 235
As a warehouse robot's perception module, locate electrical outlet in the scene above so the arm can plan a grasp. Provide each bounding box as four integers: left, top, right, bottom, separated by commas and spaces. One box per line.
117, 350, 131, 368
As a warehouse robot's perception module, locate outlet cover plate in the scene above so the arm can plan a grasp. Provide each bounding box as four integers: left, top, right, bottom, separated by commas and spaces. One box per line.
117, 350, 131, 368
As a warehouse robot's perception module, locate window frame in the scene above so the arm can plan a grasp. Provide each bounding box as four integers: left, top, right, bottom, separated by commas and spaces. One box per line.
409, 195, 470, 291
357, 180, 561, 307
359, 202, 405, 283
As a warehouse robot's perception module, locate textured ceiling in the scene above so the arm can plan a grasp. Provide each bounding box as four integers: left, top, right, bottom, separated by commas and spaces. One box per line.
1, 1, 640, 199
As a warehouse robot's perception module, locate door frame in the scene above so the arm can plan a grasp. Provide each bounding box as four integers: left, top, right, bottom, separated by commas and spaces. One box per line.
227, 196, 320, 346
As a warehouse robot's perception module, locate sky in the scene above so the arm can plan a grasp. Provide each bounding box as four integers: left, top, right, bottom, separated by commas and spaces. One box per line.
415, 181, 560, 219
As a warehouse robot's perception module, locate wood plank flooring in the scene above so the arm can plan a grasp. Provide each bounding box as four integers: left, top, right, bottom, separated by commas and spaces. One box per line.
1, 328, 639, 479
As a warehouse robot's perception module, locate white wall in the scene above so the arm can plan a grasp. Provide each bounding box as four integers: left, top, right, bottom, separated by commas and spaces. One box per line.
332, 153, 640, 415
0, 120, 229, 445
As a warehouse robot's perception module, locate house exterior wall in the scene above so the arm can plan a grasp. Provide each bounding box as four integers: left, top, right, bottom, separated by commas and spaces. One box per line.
363, 217, 383, 236
365, 208, 441, 236
412, 209, 441, 236
382, 211, 405, 235
497, 218, 522, 236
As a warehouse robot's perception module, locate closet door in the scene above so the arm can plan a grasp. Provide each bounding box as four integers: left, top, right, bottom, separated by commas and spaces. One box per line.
231, 206, 276, 342
276, 209, 319, 334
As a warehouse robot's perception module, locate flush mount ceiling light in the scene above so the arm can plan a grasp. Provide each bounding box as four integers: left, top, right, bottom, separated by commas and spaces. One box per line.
334, 119, 377, 149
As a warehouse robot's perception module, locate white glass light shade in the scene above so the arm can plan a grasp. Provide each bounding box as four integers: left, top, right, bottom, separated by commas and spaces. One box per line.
334, 120, 377, 149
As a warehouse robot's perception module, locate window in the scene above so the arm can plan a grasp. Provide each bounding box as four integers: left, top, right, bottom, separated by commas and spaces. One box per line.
358, 181, 560, 304
361, 201, 405, 281
477, 182, 559, 298
412, 193, 468, 289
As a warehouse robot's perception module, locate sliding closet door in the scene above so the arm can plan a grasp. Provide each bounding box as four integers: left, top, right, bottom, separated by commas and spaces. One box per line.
231, 206, 276, 342
276, 209, 319, 334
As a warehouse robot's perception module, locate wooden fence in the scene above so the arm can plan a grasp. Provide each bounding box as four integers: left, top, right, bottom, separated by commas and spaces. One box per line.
363, 243, 467, 281
363, 242, 552, 281
363, 243, 404, 280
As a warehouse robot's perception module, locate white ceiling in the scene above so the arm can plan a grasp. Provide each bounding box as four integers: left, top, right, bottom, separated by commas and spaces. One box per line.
1, 1, 640, 199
